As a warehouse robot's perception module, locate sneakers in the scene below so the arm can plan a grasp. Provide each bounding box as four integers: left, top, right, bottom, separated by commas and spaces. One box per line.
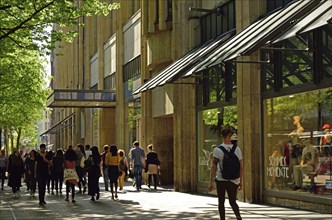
72, 199, 76, 203
65, 198, 69, 202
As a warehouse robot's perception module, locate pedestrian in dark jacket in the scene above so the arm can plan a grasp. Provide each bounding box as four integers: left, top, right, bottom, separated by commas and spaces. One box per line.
26, 150, 37, 197
8, 148, 24, 198
36, 144, 52, 205
52, 149, 65, 195
85, 146, 101, 201
146, 144, 160, 190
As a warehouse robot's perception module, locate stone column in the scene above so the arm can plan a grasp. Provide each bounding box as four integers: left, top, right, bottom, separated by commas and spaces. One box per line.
235, 0, 266, 203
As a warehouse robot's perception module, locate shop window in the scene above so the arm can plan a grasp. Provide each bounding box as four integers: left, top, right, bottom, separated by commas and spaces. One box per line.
262, 31, 314, 91
263, 88, 332, 196
196, 63, 236, 106
197, 106, 238, 182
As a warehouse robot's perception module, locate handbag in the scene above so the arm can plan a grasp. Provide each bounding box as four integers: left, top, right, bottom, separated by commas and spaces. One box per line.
80, 156, 85, 168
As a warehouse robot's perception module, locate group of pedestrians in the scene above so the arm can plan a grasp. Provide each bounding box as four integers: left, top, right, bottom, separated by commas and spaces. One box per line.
0, 141, 161, 206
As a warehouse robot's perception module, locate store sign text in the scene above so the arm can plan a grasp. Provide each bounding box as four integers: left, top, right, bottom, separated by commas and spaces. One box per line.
267, 156, 289, 178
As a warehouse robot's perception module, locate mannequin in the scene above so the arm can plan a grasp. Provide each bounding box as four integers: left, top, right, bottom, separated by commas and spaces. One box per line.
289, 115, 304, 165
292, 140, 319, 190
320, 124, 331, 156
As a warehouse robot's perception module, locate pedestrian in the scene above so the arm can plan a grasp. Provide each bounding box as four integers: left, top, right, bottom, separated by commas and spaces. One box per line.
209, 128, 243, 220
118, 149, 128, 191
0, 149, 8, 191
22, 150, 30, 191
75, 144, 87, 194
64, 147, 79, 203
100, 145, 109, 191
8, 148, 24, 198
85, 144, 92, 158
25, 150, 37, 197
46, 150, 54, 194
129, 141, 145, 191
145, 144, 160, 190
85, 146, 101, 201
52, 149, 65, 195
36, 144, 52, 205
105, 145, 119, 199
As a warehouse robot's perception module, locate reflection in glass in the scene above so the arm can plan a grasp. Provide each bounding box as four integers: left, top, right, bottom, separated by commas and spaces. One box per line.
264, 88, 332, 197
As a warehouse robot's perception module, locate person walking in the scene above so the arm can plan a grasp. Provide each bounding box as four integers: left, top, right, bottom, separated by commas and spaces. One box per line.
52, 149, 65, 195
100, 145, 109, 191
0, 149, 8, 191
209, 128, 243, 220
85, 146, 101, 201
8, 148, 24, 198
118, 149, 128, 191
25, 150, 37, 197
146, 144, 160, 190
64, 147, 79, 203
75, 144, 87, 194
45, 150, 54, 194
105, 145, 119, 199
129, 141, 145, 191
36, 144, 52, 205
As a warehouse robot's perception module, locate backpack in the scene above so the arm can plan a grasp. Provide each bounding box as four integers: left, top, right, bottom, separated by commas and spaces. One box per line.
218, 144, 240, 180
119, 158, 126, 171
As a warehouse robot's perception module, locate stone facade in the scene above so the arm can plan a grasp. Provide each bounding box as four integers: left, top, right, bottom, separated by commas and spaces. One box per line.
50, 0, 331, 213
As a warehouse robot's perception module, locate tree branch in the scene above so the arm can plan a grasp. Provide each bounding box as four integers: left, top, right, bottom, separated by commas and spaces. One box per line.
0, 1, 55, 41
0, 5, 11, 10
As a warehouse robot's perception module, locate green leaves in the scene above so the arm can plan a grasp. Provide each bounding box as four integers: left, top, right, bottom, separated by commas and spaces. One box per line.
0, 0, 120, 53
0, 0, 119, 147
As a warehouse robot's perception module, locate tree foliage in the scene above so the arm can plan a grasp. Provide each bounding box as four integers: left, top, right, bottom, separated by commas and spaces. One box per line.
0, 0, 120, 149
0, 0, 120, 54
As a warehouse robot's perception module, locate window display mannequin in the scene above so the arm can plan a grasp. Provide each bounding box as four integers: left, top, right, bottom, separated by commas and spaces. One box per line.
320, 124, 331, 156
292, 139, 319, 190
289, 115, 304, 163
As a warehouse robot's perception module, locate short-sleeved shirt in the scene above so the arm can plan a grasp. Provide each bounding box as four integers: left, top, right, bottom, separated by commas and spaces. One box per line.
105, 153, 119, 166
36, 154, 49, 178
213, 143, 242, 184
130, 147, 145, 166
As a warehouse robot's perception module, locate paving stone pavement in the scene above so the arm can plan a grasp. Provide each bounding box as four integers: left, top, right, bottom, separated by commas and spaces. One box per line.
0, 180, 331, 220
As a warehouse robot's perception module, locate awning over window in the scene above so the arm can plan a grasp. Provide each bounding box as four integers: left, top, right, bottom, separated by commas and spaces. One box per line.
272, 0, 332, 43
47, 89, 116, 108
132, 31, 234, 94
40, 112, 76, 136
183, 0, 324, 77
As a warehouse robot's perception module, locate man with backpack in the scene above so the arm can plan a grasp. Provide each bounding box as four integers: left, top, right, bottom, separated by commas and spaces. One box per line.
209, 128, 243, 220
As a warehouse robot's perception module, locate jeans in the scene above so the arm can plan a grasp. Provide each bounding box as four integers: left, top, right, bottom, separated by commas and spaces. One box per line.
38, 178, 47, 203
102, 167, 109, 191
66, 181, 75, 199
216, 180, 241, 220
0, 167, 5, 189
134, 165, 143, 190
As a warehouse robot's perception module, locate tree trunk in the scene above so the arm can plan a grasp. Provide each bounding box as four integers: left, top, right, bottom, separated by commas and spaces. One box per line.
16, 128, 22, 149
10, 129, 14, 151
4, 129, 9, 154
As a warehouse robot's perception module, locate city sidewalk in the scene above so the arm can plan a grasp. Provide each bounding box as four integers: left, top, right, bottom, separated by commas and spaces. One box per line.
0, 180, 331, 220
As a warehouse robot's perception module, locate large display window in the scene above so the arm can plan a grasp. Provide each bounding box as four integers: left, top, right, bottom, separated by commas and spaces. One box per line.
264, 88, 332, 196
197, 106, 237, 182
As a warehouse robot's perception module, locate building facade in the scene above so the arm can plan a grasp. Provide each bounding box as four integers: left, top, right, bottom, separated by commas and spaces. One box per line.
49, 0, 331, 213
